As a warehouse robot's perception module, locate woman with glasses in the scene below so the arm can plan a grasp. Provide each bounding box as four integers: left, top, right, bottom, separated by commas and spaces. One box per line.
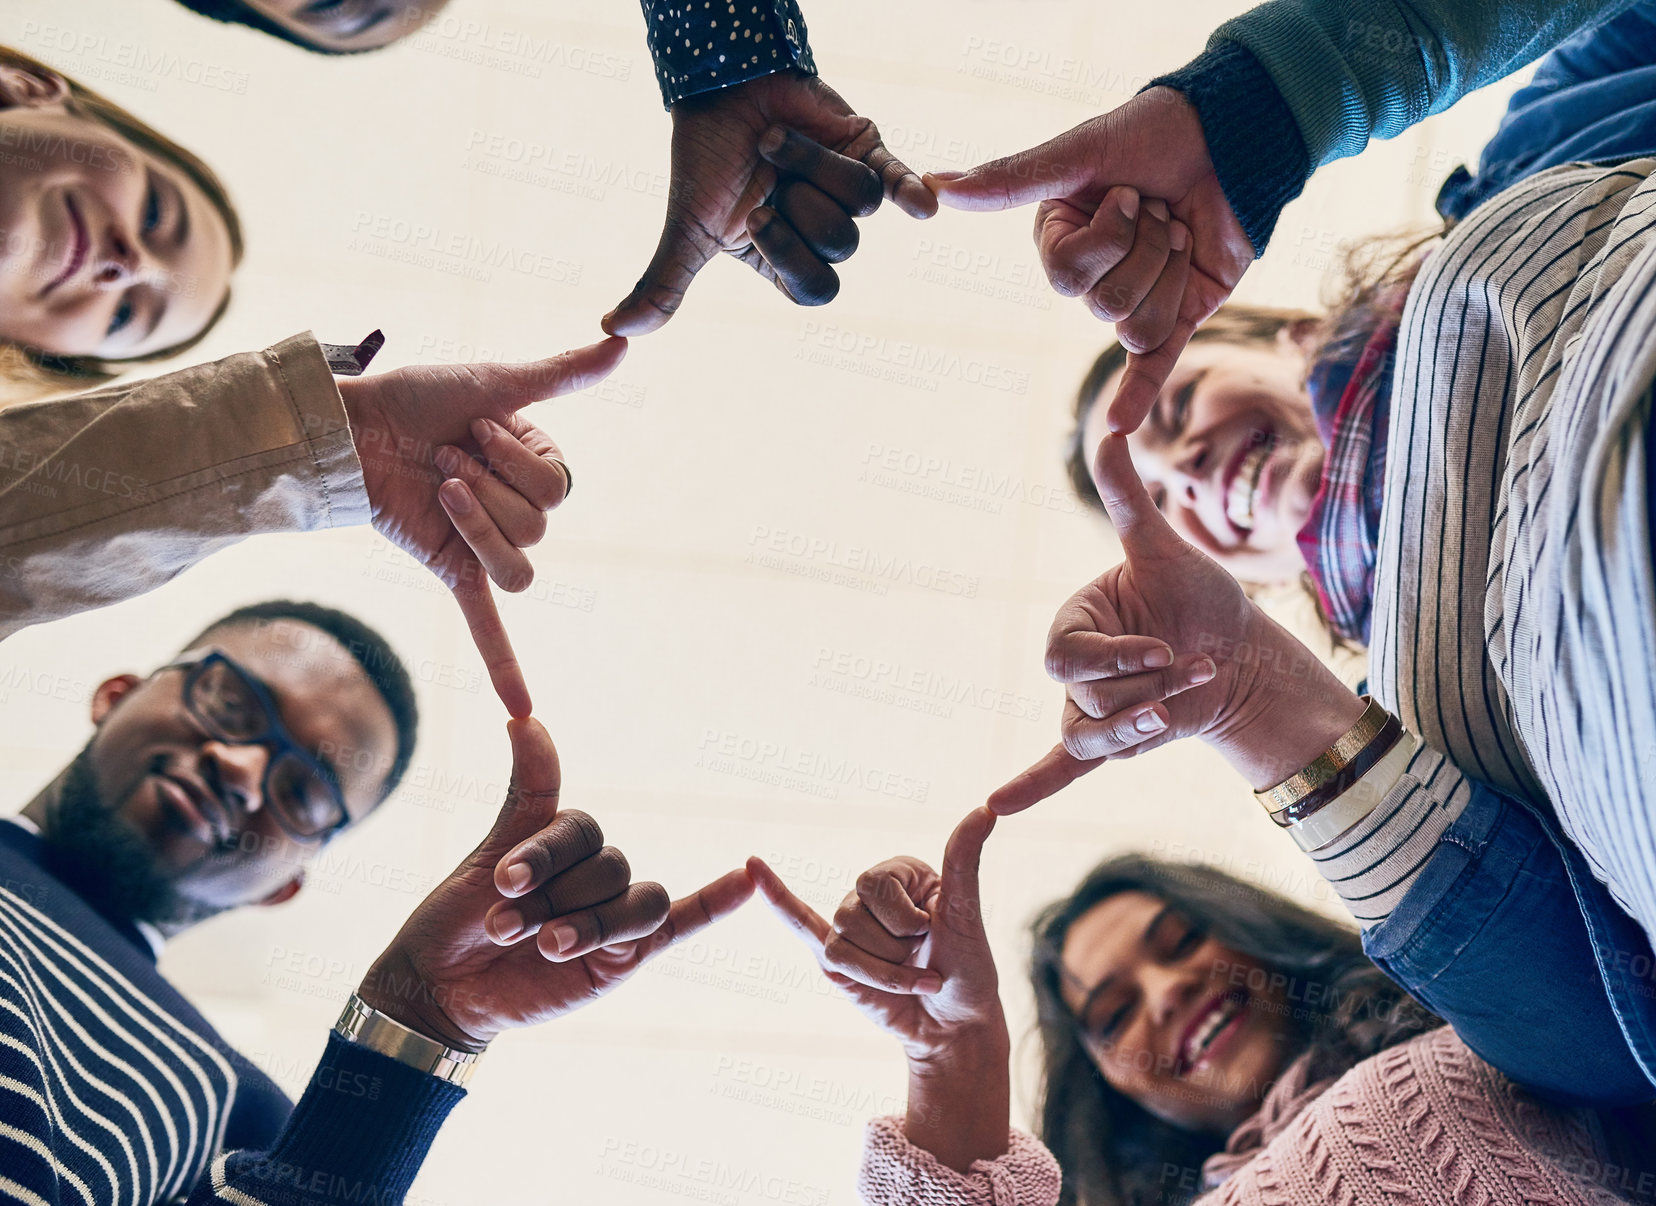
752, 816, 1653, 1206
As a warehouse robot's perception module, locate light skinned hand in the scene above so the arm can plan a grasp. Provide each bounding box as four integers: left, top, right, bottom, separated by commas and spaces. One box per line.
987, 437, 1365, 815
748, 807, 1003, 1060
927, 87, 1252, 434
603, 71, 936, 334
336, 337, 627, 717
357, 717, 755, 1050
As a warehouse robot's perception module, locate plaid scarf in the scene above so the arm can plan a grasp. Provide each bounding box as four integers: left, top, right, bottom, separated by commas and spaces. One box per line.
1295, 314, 1401, 644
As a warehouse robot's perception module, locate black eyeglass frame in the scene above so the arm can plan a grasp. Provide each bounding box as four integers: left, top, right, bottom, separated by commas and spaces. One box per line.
160, 651, 351, 843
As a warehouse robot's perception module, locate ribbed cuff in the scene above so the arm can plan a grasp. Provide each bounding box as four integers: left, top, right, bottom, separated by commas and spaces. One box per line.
643, 0, 817, 109
214, 1032, 466, 1205
1148, 39, 1310, 255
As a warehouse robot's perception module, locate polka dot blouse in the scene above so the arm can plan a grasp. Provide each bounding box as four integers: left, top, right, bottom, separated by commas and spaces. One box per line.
640, 0, 819, 108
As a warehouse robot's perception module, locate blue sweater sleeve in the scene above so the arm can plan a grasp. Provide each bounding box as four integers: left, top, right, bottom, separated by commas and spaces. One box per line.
188, 1033, 465, 1205
1151, 0, 1639, 253
639, 0, 818, 109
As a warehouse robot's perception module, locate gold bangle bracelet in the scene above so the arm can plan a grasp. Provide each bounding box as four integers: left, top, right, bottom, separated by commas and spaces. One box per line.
1255, 697, 1390, 815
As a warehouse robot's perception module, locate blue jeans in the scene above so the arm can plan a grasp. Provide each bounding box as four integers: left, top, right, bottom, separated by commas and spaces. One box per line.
1363, 783, 1656, 1106
1438, 0, 1656, 222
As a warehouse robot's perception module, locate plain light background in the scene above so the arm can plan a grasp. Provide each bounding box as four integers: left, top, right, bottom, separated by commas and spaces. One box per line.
0, 2, 1526, 1202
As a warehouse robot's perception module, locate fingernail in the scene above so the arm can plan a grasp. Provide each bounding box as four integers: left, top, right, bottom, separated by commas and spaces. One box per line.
504, 861, 531, 893
491, 908, 524, 942
1117, 187, 1139, 221
1134, 710, 1167, 734
759, 126, 785, 155
548, 923, 578, 955
1189, 658, 1216, 685
1143, 646, 1172, 669
923, 170, 964, 184
917, 974, 944, 994
440, 479, 473, 513
470, 417, 492, 444
1171, 221, 1189, 251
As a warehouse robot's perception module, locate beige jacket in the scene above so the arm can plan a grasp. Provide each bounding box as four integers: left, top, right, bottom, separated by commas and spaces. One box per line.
0, 334, 367, 640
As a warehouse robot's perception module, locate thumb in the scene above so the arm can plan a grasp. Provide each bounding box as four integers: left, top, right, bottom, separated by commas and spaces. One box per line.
1092, 435, 1185, 561
470, 338, 629, 415
926, 136, 1093, 213
603, 213, 724, 336
484, 717, 562, 855
937, 807, 994, 940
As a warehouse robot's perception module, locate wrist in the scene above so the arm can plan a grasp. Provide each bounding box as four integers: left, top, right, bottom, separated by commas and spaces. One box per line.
1205, 614, 1366, 790
904, 1020, 1011, 1173
357, 950, 488, 1054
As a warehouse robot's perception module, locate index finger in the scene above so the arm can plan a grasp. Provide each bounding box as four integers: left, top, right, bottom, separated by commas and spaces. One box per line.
1104, 315, 1195, 435
482, 337, 629, 415
451, 571, 531, 719
985, 744, 1101, 815
631, 868, 757, 963
747, 856, 832, 947
1092, 435, 1186, 560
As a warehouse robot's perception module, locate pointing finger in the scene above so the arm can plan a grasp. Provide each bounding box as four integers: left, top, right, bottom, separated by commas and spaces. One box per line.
986, 743, 1101, 815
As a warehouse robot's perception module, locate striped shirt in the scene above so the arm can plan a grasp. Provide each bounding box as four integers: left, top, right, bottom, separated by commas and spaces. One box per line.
0, 820, 463, 1205
1306, 160, 1656, 932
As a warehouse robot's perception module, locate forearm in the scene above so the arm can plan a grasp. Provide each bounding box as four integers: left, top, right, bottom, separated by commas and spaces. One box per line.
1150, 0, 1638, 251
904, 1022, 1013, 1174
188, 1033, 464, 1206
0, 334, 367, 640
637, 0, 817, 108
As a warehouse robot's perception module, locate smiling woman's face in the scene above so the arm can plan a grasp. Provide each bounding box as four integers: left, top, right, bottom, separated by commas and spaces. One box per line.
1059, 890, 1300, 1135
0, 73, 234, 362
1083, 335, 1325, 585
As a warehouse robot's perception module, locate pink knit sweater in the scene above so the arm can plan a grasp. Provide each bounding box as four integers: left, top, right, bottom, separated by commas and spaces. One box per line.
856, 1028, 1626, 1206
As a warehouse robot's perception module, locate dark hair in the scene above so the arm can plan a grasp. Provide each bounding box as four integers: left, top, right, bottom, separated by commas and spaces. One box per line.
0, 44, 245, 404
187, 601, 419, 798
1029, 855, 1438, 1206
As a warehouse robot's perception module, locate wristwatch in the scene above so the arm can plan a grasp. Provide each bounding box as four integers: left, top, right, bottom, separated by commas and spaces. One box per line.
333, 992, 483, 1088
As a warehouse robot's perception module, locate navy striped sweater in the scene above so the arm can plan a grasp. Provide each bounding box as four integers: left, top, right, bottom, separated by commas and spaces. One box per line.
0, 821, 463, 1205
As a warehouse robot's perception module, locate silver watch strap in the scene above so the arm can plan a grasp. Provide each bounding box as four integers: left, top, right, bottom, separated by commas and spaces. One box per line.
333, 993, 482, 1088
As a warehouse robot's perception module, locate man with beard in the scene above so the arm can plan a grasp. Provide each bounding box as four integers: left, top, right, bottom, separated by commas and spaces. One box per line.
0, 598, 753, 1205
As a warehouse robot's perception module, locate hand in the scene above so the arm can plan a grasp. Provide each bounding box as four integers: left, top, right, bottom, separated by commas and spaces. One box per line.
336, 338, 627, 717
357, 717, 754, 1050
987, 437, 1366, 815
603, 71, 936, 334
749, 808, 1009, 1172
928, 87, 1253, 434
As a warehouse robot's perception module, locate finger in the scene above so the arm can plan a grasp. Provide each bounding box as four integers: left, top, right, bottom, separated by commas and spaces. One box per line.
822, 931, 942, 995
1112, 220, 1191, 353
436, 445, 547, 549
440, 479, 534, 592
1104, 316, 1196, 435
1083, 199, 1174, 324
485, 845, 633, 945
495, 808, 603, 898
771, 179, 860, 264
937, 807, 995, 938
758, 126, 881, 216
1045, 625, 1174, 684
537, 881, 672, 961
855, 864, 934, 939
481, 717, 560, 852
1034, 186, 1139, 298
469, 338, 628, 412
832, 898, 924, 964
630, 868, 757, 963
449, 571, 532, 719
1063, 694, 1173, 760
985, 744, 1101, 816
747, 206, 840, 305
859, 141, 936, 219
747, 856, 832, 947
602, 209, 724, 336
924, 137, 1091, 212
1067, 653, 1216, 720
472, 416, 571, 512
1092, 435, 1188, 560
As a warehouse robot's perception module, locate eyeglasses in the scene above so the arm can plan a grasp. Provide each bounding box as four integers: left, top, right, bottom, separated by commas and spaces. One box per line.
161, 652, 350, 842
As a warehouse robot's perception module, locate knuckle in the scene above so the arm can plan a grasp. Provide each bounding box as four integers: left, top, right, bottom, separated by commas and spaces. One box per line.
558, 809, 605, 858
594, 845, 633, 885
636, 881, 671, 924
